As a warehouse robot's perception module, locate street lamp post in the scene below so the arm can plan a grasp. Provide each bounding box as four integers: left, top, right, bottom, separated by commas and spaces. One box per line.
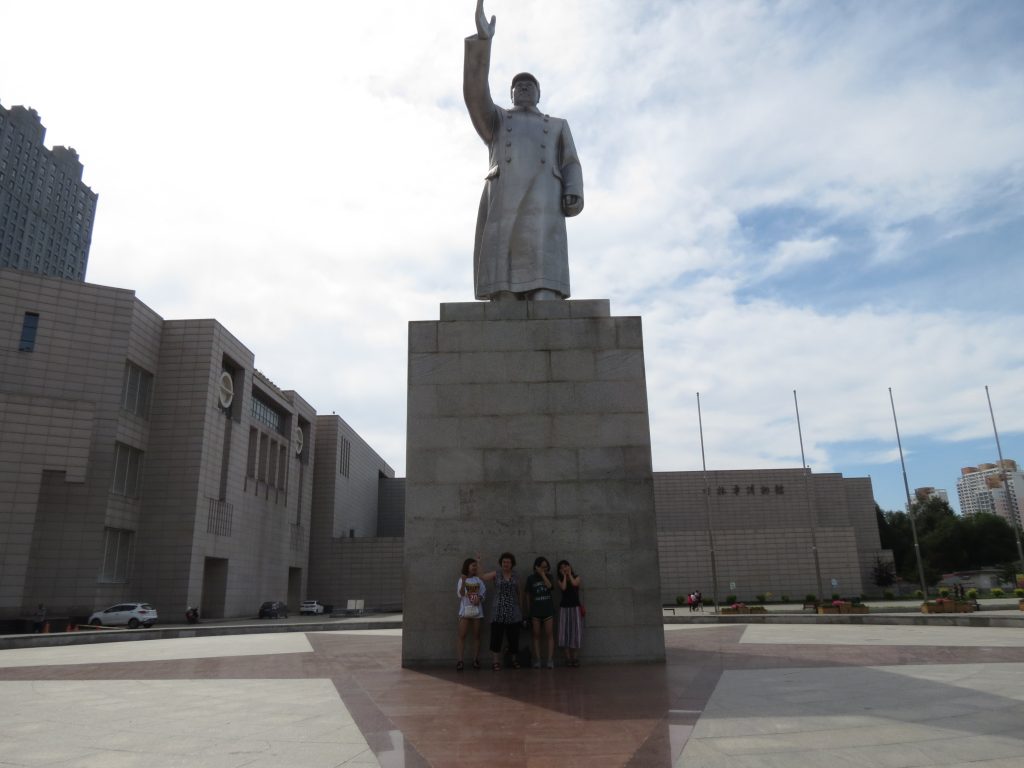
697, 392, 720, 614
985, 386, 1024, 571
793, 390, 825, 601
888, 387, 929, 599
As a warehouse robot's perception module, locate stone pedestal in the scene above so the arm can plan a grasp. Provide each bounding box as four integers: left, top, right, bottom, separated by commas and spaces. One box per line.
402, 299, 665, 666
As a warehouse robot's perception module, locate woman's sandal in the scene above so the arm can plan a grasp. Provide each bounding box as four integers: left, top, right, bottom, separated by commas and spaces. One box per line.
456, 660, 464, 672
492, 662, 502, 671
472, 659, 481, 669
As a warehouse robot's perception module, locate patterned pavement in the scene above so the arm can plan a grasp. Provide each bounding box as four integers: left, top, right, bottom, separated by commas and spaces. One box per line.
1, 623, 1023, 766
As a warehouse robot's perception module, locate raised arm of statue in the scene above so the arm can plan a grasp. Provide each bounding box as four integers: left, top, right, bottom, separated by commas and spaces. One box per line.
475, 0, 496, 40
465, 0, 499, 143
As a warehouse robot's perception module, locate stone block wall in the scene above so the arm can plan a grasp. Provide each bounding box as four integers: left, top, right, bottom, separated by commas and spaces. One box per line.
654, 469, 891, 603
403, 300, 665, 666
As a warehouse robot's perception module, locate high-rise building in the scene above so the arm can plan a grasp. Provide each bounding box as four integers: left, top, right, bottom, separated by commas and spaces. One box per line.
0, 101, 97, 281
957, 460, 1024, 529
914, 487, 950, 505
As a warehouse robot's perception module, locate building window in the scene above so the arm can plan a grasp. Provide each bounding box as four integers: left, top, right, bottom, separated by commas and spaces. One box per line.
277, 444, 287, 489
18, 311, 39, 351
100, 527, 134, 583
257, 433, 269, 482
340, 436, 351, 478
121, 361, 153, 418
251, 393, 284, 435
111, 442, 144, 497
246, 427, 258, 478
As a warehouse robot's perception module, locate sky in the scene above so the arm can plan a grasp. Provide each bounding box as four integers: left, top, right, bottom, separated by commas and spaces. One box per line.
2, 0, 1022, 514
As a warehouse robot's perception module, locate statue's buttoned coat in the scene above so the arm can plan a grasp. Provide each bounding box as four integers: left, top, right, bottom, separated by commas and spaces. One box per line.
464, 36, 584, 299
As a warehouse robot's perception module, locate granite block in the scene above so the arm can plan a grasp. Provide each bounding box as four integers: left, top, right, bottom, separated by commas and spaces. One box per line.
434, 449, 484, 484
409, 353, 462, 385
483, 450, 532, 482
483, 301, 529, 321
550, 349, 595, 381
505, 415, 553, 448
435, 384, 482, 416
595, 349, 646, 381
408, 321, 439, 353
530, 448, 579, 483
614, 316, 644, 348
439, 303, 486, 322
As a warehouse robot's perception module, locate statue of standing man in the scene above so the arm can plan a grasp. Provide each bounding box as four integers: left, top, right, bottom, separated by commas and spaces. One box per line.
464, 0, 584, 301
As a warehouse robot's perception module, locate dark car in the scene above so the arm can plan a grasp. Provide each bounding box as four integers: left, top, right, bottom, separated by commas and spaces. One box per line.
258, 601, 288, 619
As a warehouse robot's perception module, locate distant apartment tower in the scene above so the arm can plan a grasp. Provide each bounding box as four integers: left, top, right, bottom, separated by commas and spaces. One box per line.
914, 487, 949, 505
0, 101, 97, 280
957, 460, 1024, 528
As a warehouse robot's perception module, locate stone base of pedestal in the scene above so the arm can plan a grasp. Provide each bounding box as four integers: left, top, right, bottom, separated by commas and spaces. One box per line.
402, 299, 665, 666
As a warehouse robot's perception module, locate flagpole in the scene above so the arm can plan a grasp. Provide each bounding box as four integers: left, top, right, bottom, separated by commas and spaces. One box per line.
888, 387, 929, 598
793, 390, 825, 600
985, 386, 1024, 568
697, 392, 720, 613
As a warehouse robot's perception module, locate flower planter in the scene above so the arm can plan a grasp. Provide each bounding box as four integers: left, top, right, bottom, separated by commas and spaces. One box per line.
721, 606, 750, 615
921, 601, 972, 614
1019, 600, 1024, 612
840, 605, 869, 614
749, 606, 768, 613
817, 606, 839, 615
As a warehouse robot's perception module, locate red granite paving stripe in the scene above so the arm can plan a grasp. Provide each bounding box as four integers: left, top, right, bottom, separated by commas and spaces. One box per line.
6, 628, 1021, 766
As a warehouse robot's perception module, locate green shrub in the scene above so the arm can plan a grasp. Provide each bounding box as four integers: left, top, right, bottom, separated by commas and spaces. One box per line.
914, 590, 924, 599
804, 593, 818, 603
966, 588, 978, 600
675, 595, 686, 606
780, 595, 790, 603
725, 594, 737, 605
991, 587, 1005, 598
1014, 588, 1024, 598
938, 587, 950, 598
755, 593, 767, 604
883, 590, 895, 600
831, 593, 840, 601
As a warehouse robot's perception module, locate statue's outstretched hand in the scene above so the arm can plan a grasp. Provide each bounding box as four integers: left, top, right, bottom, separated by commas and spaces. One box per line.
476, 0, 496, 39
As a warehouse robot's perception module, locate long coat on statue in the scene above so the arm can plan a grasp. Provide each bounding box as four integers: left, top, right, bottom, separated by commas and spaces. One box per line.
464, 36, 584, 299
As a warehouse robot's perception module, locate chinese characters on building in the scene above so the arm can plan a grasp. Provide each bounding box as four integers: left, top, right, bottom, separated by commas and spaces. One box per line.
704, 484, 785, 496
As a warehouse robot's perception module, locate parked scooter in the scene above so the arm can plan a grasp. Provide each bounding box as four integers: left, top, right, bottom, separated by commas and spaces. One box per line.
185, 606, 200, 624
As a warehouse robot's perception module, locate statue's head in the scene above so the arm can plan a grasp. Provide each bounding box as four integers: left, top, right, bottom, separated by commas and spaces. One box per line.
511, 72, 540, 107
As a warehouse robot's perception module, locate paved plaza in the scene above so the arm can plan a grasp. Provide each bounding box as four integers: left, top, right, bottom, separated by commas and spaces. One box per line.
0, 622, 1022, 767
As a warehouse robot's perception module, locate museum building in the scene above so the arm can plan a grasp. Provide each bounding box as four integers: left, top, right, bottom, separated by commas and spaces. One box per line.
2, 267, 891, 622
0, 269, 395, 623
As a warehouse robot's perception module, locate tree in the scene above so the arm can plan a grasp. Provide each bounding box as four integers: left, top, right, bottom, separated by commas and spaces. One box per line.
872, 557, 896, 588
960, 513, 1018, 568
878, 508, 917, 583
873, 498, 1017, 585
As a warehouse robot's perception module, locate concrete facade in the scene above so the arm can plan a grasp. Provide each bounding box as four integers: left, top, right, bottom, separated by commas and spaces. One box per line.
655, 469, 892, 603
0, 101, 97, 281
402, 300, 666, 666
307, 415, 399, 609
1, 270, 318, 621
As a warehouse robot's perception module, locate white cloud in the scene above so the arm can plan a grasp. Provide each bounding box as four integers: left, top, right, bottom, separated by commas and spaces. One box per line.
1, 0, 1021, 508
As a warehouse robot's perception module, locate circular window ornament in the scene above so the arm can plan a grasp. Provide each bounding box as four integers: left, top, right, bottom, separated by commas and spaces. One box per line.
218, 371, 234, 409
293, 427, 304, 456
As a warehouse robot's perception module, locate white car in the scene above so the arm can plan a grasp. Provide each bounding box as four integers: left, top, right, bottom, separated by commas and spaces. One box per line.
300, 600, 325, 615
88, 602, 158, 629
